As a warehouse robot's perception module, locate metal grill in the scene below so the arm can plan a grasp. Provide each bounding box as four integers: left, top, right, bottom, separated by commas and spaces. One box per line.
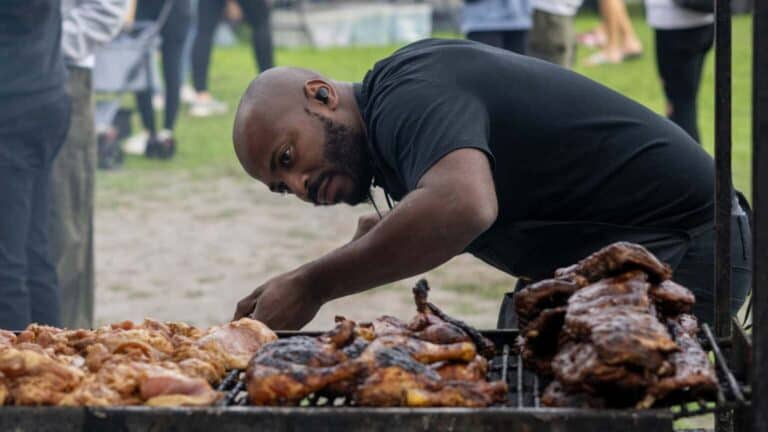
214, 328, 749, 418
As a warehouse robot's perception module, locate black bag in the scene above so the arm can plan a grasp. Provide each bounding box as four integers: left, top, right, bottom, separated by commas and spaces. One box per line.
673, 0, 714, 13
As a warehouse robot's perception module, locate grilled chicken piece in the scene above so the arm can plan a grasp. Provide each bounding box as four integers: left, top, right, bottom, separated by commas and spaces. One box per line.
514, 279, 581, 328
649, 280, 696, 315
353, 345, 506, 407
649, 315, 717, 404
0, 347, 84, 405
246, 321, 363, 405
60, 361, 220, 406
541, 381, 606, 408
555, 242, 672, 283
551, 342, 653, 393
432, 355, 488, 381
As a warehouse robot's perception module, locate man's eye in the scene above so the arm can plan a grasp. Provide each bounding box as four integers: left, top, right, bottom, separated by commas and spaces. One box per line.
279, 148, 292, 166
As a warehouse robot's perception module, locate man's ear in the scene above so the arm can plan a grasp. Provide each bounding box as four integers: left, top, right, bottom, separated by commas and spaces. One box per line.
303, 79, 339, 109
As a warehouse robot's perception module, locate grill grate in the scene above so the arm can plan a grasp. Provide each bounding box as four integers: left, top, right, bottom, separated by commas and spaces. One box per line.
215, 328, 748, 417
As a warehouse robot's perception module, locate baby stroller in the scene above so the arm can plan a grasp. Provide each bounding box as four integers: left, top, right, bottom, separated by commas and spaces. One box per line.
92, 0, 174, 169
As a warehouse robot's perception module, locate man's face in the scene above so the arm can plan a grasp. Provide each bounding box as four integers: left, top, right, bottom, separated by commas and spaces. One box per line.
244, 108, 372, 206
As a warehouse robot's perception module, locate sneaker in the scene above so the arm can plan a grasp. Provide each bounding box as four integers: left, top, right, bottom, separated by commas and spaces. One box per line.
123, 131, 149, 155
189, 98, 228, 117
181, 84, 197, 105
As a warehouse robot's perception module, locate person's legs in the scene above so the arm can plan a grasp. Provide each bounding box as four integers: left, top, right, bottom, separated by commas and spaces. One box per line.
49, 67, 95, 329
654, 25, 714, 142
502, 30, 528, 55
467, 31, 506, 49
238, 0, 274, 72
192, 0, 226, 93
0, 125, 36, 329
527, 11, 574, 67
160, 0, 192, 132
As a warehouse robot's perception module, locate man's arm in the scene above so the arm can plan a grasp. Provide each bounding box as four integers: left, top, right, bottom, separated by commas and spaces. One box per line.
62, 0, 128, 64
237, 148, 497, 328
308, 148, 497, 301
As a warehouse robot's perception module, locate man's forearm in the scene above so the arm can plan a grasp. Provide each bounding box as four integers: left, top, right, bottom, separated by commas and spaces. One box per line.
298, 186, 491, 303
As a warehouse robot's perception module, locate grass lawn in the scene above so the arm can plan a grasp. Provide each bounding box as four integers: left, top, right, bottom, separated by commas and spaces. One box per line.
100, 10, 755, 200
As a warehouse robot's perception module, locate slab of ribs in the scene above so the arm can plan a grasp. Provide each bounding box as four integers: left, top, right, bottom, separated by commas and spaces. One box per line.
515, 241, 718, 408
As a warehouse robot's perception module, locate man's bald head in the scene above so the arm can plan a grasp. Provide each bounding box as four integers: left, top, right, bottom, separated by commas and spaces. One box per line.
233, 67, 324, 177
231, 67, 372, 206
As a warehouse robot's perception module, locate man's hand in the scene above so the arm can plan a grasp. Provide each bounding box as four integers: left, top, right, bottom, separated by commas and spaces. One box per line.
233, 270, 321, 330
351, 212, 383, 241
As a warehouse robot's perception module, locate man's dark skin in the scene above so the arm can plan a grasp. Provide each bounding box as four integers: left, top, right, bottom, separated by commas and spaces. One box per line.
232, 67, 498, 329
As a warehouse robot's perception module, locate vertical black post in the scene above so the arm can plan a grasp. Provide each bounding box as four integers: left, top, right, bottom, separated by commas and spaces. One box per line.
714, 0, 733, 339
713, 0, 732, 430
752, 0, 768, 430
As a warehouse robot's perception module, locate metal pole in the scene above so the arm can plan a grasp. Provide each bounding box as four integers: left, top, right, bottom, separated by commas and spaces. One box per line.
714, 0, 733, 341
751, 0, 768, 429
713, 0, 733, 430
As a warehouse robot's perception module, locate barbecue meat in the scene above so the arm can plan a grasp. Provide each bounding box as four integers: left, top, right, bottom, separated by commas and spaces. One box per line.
541, 381, 606, 408
555, 242, 672, 283
518, 306, 566, 375
649, 315, 717, 403
649, 280, 696, 315
60, 361, 220, 406
353, 345, 506, 407
246, 321, 364, 405
0, 347, 84, 405
432, 355, 488, 381
514, 279, 581, 328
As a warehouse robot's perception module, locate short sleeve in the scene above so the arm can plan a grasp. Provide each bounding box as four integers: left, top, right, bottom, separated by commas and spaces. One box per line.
369, 80, 495, 191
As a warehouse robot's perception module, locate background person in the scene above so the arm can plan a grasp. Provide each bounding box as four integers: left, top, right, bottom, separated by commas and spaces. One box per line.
53, 0, 128, 329
189, 0, 274, 117
461, 0, 532, 54
0, 0, 70, 329
527, 0, 584, 67
646, 0, 714, 142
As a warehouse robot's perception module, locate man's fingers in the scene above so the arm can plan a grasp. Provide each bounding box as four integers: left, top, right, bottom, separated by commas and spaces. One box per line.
233, 286, 266, 320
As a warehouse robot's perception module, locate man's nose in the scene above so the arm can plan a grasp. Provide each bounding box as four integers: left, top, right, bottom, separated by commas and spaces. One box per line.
287, 173, 311, 201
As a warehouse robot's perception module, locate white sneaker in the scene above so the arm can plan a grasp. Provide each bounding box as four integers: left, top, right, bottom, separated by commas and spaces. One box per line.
123, 131, 149, 155
181, 84, 197, 105
189, 98, 228, 117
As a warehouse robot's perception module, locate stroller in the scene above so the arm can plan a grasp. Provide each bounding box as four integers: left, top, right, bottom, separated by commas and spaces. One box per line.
92, 0, 174, 169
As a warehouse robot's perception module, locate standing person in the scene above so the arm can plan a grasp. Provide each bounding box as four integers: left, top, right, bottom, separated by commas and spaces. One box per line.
133, 0, 192, 159
582, 0, 644, 65
646, 0, 714, 142
461, 0, 532, 55
0, 0, 70, 330
230, 39, 749, 330
527, 0, 583, 67
189, 0, 274, 117
54, 0, 128, 329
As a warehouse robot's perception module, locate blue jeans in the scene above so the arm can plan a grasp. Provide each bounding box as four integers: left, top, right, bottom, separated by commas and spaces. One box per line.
0, 94, 70, 330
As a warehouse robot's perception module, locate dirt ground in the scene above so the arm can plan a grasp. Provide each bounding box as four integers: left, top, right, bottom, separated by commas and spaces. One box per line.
94, 172, 515, 330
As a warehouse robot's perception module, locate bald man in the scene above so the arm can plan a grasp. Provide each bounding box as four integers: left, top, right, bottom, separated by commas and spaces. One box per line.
232, 38, 751, 330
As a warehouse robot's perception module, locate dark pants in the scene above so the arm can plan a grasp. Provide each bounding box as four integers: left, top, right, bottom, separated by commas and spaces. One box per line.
0, 95, 70, 330
135, 0, 192, 134
498, 210, 752, 329
655, 24, 714, 143
49, 67, 95, 329
467, 30, 528, 55
192, 0, 273, 92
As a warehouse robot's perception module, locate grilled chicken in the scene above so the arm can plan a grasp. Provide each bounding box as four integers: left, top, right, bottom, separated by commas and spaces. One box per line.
514, 279, 581, 328
353, 344, 506, 407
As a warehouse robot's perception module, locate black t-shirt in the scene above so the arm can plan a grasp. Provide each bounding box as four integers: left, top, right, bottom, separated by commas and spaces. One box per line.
354, 39, 715, 279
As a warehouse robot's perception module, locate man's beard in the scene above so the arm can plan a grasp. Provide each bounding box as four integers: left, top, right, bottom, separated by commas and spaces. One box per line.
305, 109, 372, 205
